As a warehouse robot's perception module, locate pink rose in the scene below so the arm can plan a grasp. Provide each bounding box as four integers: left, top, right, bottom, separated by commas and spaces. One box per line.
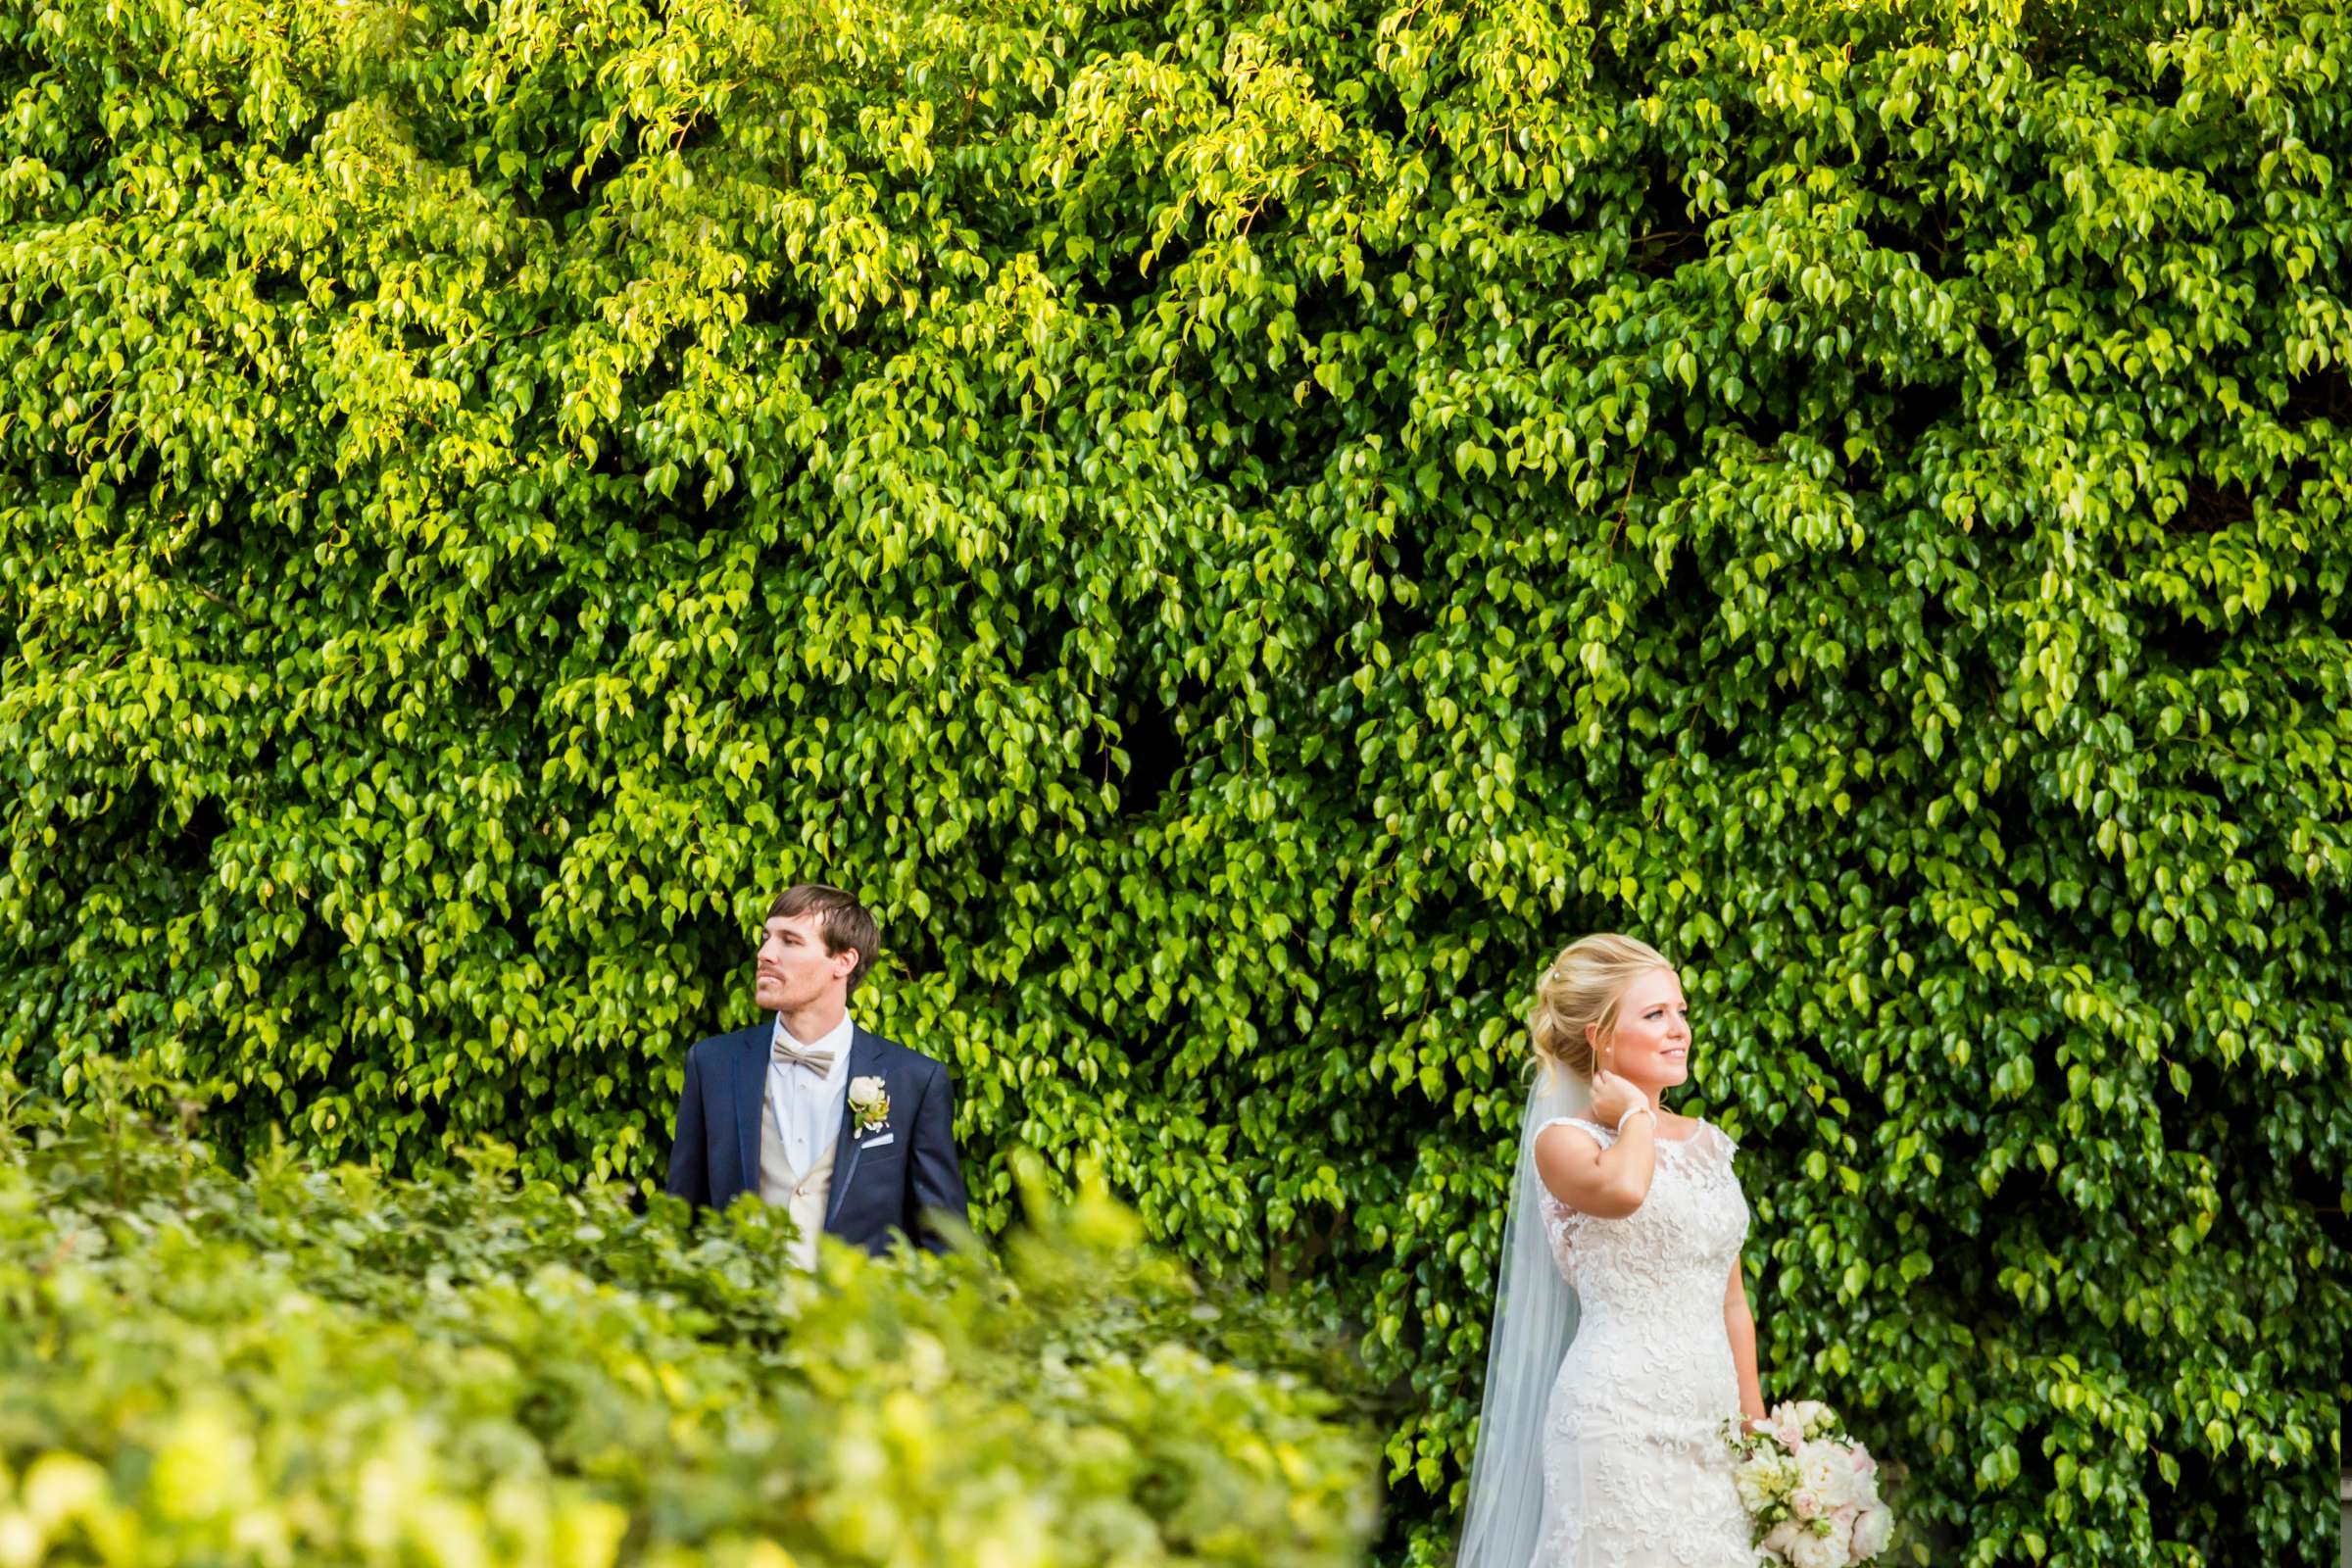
1790, 1489, 1821, 1520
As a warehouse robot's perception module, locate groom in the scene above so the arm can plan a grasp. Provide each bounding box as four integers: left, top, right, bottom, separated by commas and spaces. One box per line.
664, 883, 968, 1264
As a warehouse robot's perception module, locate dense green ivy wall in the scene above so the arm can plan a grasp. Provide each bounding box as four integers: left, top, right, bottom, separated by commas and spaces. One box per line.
1, 0, 2346, 1562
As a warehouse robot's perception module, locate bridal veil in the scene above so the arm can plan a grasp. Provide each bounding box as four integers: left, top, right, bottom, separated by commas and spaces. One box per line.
1455, 1064, 1590, 1568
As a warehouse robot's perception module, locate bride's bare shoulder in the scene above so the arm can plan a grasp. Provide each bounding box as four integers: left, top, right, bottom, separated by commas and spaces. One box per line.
1533, 1116, 1612, 1157
1533, 1117, 1645, 1218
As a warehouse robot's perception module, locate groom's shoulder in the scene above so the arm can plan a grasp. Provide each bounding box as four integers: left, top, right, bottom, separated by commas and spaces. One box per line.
685, 1021, 764, 1063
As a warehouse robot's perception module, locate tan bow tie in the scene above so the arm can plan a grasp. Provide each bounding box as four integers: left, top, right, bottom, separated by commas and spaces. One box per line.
772, 1038, 836, 1074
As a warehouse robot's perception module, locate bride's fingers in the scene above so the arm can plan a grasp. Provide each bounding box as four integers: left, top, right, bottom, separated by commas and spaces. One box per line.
1591, 1071, 1635, 1112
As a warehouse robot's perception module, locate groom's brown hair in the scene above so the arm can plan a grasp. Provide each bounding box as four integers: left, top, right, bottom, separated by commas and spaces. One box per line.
767, 883, 880, 997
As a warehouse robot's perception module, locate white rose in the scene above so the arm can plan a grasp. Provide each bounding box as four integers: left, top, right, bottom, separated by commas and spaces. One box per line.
1851, 1505, 1893, 1559
1788, 1519, 1851, 1568
1796, 1442, 1849, 1505
1762, 1520, 1803, 1560
848, 1076, 887, 1108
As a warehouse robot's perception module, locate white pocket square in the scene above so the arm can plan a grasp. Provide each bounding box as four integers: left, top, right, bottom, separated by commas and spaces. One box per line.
858, 1131, 895, 1150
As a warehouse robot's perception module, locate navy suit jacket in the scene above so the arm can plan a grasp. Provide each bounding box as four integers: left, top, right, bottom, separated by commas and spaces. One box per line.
663, 1019, 969, 1254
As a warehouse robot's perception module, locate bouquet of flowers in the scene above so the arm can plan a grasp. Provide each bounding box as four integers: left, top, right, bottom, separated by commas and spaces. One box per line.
1723, 1400, 1894, 1567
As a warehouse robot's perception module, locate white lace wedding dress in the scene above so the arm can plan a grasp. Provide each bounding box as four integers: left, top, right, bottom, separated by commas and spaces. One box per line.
1532, 1117, 1758, 1567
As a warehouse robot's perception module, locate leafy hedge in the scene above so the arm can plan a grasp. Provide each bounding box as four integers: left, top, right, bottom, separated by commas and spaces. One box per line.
1, 0, 2347, 1563
0, 1064, 1378, 1566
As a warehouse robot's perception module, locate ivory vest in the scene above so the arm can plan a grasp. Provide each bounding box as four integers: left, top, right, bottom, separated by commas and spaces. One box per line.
759, 1089, 837, 1272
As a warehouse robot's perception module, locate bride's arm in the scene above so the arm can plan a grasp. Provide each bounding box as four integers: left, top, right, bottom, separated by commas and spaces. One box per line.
1532, 1114, 1657, 1218
1725, 1259, 1767, 1425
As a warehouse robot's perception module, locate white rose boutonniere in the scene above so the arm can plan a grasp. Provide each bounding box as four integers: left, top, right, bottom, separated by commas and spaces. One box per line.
848, 1075, 890, 1137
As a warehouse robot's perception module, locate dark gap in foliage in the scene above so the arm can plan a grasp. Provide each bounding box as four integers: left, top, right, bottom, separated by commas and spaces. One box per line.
2175, 470, 2255, 535
2143, 609, 2225, 674
631, 472, 745, 550
376, 92, 613, 232
1104, 687, 1190, 818
1619, 149, 1704, 276
1858, 203, 1955, 278
1145, 231, 1199, 286
1712, 364, 1805, 455
786, 331, 881, 402
1372, 516, 1432, 652
1876, 373, 1966, 458
739, 278, 814, 331
175, 795, 229, 871
1964, 1151, 2049, 1244
2288, 1158, 2349, 1252
500, 168, 608, 230
1627, 223, 1708, 279
1071, 227, 1200, 318
1070, 262, 1156, 318
2281, 364, 2351, 425
1114, 994, 1194, 1071
1350, 80, 1413, 155
250, 267, 312, 311
1012, 601, 1076, 680
889, 926, 947, 1004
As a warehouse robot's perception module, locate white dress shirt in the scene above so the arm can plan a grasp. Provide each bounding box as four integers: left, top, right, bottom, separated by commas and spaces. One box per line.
767, 1011, 854, 1180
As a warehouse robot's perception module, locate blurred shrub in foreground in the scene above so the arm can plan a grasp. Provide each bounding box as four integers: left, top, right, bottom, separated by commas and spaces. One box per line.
0, 1066, 1380, 1568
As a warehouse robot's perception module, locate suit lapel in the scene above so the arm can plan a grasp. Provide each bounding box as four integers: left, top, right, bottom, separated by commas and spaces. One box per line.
734, 1020, 770, 1189
824, 1027, 887, 1229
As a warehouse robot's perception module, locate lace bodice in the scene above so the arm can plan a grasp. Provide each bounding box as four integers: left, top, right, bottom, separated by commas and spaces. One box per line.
1538, 1117, 1747, 1324
1531, 1115, 1757, 1567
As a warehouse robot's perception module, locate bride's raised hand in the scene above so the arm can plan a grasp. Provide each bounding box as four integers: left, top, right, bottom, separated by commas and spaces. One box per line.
1587, 1069, 1642, 1130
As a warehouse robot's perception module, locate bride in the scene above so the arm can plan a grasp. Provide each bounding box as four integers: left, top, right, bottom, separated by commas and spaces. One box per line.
1457, 933, 1767, 1567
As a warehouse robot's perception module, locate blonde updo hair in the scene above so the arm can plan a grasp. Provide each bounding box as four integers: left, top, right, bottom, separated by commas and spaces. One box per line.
1531, 933, 1676, 1082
